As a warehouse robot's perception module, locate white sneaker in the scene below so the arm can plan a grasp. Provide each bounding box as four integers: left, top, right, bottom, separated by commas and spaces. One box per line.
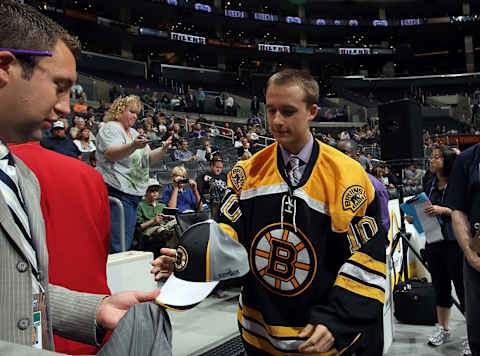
462, 338, 472, 356
428, 326, 451, 346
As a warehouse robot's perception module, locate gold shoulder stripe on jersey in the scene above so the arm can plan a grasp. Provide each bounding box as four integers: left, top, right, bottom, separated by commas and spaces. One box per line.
342, 185, 367, 213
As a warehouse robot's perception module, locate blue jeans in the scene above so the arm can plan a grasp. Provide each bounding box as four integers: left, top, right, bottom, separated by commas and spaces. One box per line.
108, 185, 142, 254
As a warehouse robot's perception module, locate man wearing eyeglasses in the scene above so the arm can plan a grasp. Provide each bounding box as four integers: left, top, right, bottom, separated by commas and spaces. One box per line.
0, 2, 171, 355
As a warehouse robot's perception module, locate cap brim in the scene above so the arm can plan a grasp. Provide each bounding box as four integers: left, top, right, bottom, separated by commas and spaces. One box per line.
155, 273, 218, 311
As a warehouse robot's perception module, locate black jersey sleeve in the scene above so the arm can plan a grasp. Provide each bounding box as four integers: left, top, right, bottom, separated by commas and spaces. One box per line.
308, 194, 386, 354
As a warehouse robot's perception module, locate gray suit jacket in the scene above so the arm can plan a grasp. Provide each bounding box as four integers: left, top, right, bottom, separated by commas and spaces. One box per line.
0, 155, 105, 354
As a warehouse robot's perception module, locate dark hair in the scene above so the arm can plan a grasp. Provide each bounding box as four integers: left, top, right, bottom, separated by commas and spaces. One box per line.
267, 69, 319, 108
211, 154, 223, 164
0, 1, 81, 79
433, 145, 457, 178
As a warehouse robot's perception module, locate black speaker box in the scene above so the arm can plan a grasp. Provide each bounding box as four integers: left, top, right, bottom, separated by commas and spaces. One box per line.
379, 99, 424, 161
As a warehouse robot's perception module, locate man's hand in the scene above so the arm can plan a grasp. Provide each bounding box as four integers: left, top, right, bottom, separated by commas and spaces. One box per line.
297, 324, 334, 354
424, 205, 445, 216
96, 289, 160, 330
151, 248, 177, 280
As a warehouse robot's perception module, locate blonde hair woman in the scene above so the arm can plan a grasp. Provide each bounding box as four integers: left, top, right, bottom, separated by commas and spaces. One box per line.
160, 165, 201, 213
96, 95, 172, 252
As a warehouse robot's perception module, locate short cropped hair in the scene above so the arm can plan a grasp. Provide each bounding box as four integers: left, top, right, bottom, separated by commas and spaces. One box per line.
103, 95, 142, 122
0, 1, 81, 79
266, 69, 319, 108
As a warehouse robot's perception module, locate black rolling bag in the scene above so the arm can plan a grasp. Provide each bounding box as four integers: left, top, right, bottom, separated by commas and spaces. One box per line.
393, 278, 438, 325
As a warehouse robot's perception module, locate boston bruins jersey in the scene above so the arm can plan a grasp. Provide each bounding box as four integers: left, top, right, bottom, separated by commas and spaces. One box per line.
217, 139, 386, 356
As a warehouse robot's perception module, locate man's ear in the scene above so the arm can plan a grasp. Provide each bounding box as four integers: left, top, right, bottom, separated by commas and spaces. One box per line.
308, 103, 318, 122
0, 52, 16, 87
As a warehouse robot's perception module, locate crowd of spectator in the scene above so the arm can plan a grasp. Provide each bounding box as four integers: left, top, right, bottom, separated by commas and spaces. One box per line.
48, 90, 478, 241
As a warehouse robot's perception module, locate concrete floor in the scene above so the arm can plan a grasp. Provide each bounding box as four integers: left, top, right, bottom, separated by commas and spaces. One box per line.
168, 289, 469, 356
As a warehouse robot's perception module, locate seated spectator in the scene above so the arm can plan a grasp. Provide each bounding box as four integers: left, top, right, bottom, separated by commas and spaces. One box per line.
237, 136, 252, 158
221, 122, 232, 136
201, 139, 217, 161
405, 164, 421, 186
234, 126, 244, 141
247, 115, 261, 127
209, 123, 220, 136
95, 99, 107, 115
170, 95, 181, 110
74, 127, 96, 153
73, 96, 87, 113
173, 123, 185, 138
204, 127, 215, 139
145, 122, 160, 141
174, 139, 197, 162
69, 116, 85, 139
86, 114, 99, 136
190, 123, 205, 139
157, 116, 168, 136
40, 121, 81, 159
197, 113, 208, 124
137, 178, 177, 254
195, 154, 227, 216
162, 166, 201, 213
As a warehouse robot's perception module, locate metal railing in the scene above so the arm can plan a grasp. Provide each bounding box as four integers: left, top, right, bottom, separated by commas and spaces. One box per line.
108, 196, 126, 252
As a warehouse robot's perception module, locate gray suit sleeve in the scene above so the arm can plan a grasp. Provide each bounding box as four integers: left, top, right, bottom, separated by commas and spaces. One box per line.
49, 284, 107, 346
0, 340, 67, 356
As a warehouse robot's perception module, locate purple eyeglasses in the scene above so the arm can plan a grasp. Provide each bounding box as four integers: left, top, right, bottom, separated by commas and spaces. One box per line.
0, 48, 52, 57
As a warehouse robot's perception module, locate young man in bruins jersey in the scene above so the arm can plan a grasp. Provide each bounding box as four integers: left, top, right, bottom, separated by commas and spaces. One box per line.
153, 69, 386, 356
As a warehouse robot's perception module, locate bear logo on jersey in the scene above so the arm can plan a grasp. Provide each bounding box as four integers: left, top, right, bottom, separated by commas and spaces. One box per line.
175, 245, 188, 272
250, 223, 317, 297
342, 185, 367, 213
230, 165, 246, 192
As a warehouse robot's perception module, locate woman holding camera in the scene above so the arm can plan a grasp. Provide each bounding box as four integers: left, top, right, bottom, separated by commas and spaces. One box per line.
406, 146, 469, 353
96, 95, 172, 253
161, 166, 201, 213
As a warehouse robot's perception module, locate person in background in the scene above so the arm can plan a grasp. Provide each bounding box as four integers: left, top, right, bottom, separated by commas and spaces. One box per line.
96, 95, 171, 253
73, 127, 96, 153
195, 154, 227, 216
72, 95, 87, 113
198, 87, 206, 113
337, 140, 390, 236
446, 143, 480, 356
250, 95, 260, 116
406, 146, 470, 355
136, 178, 177, 256
162, 165, 201, 213
40, 120, 81, 159
173, 139, 197, 162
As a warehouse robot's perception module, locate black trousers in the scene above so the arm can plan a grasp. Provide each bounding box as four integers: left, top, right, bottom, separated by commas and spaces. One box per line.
464, 259, 480, 356
424, 241, 465, 311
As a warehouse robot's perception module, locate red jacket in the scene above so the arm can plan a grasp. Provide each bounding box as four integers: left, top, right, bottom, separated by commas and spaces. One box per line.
11, 142, 111, 355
